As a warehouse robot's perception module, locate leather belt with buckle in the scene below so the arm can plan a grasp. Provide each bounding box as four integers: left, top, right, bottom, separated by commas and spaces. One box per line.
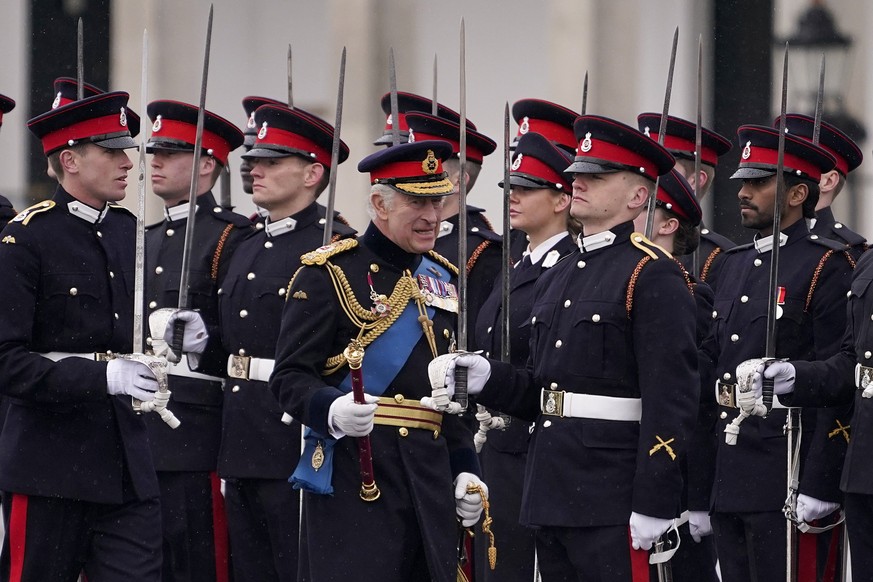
540, 389, 642, 421
227, 355, 275, 383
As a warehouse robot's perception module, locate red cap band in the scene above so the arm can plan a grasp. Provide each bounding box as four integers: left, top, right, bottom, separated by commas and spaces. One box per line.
513, 154, 567, 190
384, 112, 409, 133
152, 118, 232, 165
816, 142, 849, 176
576, 139, 659, 180
255, 125, 331, 166
741, 144, 824, 181
369, 158, 445, 183
40, 111, 129, 154
517, 118, 576, 151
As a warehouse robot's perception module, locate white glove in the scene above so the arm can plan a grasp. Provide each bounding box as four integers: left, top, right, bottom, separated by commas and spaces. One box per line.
796, 494, 840, 523
138, 389, 171, 413
688, 511, 712, 542
106, 358, 158, 402
328, 392, 379, 438
763, 361, 796, 395
454, 472, 488, 527
162, 309, 209, 363
736, 388, 767, 417
629, 512, 673, 551
425, 352, 491, 407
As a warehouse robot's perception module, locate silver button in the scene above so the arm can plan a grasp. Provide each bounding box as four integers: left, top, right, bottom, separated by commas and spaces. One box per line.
487, 326, 493, 334
723, 372, 731, 380
278, 288, 286, 296
264, 241, 273, 249
255, 222, 265, 230
740, 295, 748, 303
754, 259, 762, 267
835, 223, 843, 229
114, 313, 119, 320
166, 229, 175, 237
730, 334, 739, 342
720, 411, 727, 419
96, 231, 103, 238
531, 316, 537, 324
319, 218, 326, 225
109, 271, 115, 278
217, 288, 223, 295
563, 300, 571, 308
247, 272, 256, 280
232, 385, 240, 393
240, 310, 248, 318
577, 260, 586, 269
592, 314, 601, 323
543, 420, 552, 428
712, 310, 718, 318
471, 226, 480, 233
701, 228, 710, 235
485, 351, 490, 358
866, 351, 872, 359
155, 266, 164, 274
69, 287, 78, 296
810, 234, 819, 240
213, 207, 222, 213
148, 301, 157, 309
550, 382, 558, 389
555, 340, 562, 348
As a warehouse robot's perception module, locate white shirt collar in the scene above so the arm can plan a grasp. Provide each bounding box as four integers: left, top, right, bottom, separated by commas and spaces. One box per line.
67, 200, 108, 224
165, 201, 194, 222
754, 232, 788, 254
265, 216, 298, 238
437, 220, 454, 238
578, 229, 616, 253
526, 232, 569, 265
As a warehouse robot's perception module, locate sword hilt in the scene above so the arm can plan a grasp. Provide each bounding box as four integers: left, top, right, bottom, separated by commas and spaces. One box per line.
761, 360, 775, 415
455, 365, 468, 412
168, 318, 185, 364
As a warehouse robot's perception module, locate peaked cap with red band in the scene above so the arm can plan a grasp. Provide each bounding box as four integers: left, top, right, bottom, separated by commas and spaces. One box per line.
49, 78, 141, 138
775, 113, 863, 176
358, 139, 454, 197
27, 91, 138, 155
499, 132, 574, 194
730, 124, 836, 182
242, 104, 349, 167
567, 115, 675, 181
373, 91, 475, 146
0, 94, 15, 127
512, 98, 578, 155
240, 95, 330, 149
147, 100, 244, 166
637, 112, 732, 167
656, 168, 702, 225
404, 112, 496, 164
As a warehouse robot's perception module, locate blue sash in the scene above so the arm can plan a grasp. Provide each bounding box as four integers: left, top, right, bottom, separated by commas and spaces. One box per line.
290, 255, 452, 495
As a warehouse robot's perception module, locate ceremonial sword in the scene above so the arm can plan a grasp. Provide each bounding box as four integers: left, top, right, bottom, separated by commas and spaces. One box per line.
644, 27, 678, 240
454, 18, 470, 411
691, 36, 703, 278
77, 18, 84, 101
388, 48, 401, 147
169, 5, 213, 362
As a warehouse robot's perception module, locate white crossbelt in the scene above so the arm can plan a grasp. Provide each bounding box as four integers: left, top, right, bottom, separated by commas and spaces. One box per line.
226, 355, 275, 383
540, 389, 642, 421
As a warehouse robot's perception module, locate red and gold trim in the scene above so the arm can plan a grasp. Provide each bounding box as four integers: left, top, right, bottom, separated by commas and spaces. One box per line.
374, 396, 443, 436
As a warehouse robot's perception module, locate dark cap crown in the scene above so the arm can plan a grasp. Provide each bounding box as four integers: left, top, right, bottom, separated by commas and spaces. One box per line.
776, 113, 862, 175
147, 100, 244, 166
637, 112, 732, 166
512, 98, 578, 154
567, 115, 675, 180
242, 104, 348, 167
501, 132, 574, 194
373, 91, 475, 146
731, 124, 836, 182
405, 112, 496, 163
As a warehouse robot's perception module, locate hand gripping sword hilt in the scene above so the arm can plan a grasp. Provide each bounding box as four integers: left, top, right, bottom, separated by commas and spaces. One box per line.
124, 353, 181, 429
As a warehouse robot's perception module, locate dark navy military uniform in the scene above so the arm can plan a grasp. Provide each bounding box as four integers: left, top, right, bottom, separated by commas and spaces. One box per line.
473, 234, 576, 582
204, 202, 354, 582
680, 224, 735, 286
478, 222, 699, 580
434, 206, 504, 331
0, 188, 161, 580
708, 219, 853, 581
270, 224, 479, 582
812, 206, 866, 259
145, 190, 252, 581
0, 195, 15, 231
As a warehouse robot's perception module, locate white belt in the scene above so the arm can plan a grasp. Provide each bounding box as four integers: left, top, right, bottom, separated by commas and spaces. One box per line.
715, 380, 788, 409
40, 351, 114, 362
167, 355, 223, 383
540, 389, 642, 422
227, 355, 275, 383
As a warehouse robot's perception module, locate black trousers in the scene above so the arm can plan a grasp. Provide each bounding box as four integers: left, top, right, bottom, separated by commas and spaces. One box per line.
843, 492, 873, 582
535, 524, 649, 582
712, 510, 786, 582
0, 492, 161, 582
670, 521, 719, 582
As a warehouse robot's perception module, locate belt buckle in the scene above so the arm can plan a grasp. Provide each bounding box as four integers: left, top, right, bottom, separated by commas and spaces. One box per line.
717, 381, 737, 408
228, 355, 251, 380
542, 389, 565, 417
94, 352, 114, 362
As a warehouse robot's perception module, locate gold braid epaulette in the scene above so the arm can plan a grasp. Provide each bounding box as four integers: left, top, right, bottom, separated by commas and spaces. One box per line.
626, 257, 651, 318
466, 240, 491, 275
700, 248, 722, 282
300, 238, 358, 266
211, 224, 235, 282
427, 250, 459, 276
11, 200, 55, 225
804, 249, 854, 312
321, 264, 419, 374
630, 231, 672, 259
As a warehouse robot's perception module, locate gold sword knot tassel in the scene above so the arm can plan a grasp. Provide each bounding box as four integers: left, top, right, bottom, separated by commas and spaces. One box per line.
465, 482, 497, 570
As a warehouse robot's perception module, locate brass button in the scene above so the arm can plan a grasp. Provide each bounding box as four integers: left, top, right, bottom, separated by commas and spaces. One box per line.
394, 394, 405, 403
443, 329, 450, 339
720, 411, 727, 419
592, 314, 601, 322
564, 300, 571, 308
278, 288, 286, 296
549, 382, 558, 389
730, 334, 740, 342
433, 430, 439, 439
370, 263, 380, 273
740, 295, 748, 303
577, 260, 586, 269
555, 340, 562, 348
723, 372, 731, 380
543, 420, 552, 428
866, 351, 872, 359
240, 310, 248, 318
399, 427, 409, 437
754, 259, 762, 267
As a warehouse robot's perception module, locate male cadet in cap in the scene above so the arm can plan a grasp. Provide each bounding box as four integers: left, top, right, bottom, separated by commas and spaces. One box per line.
141, 99, 252, 581
507, 98, 580, 262
705, 125, 853, 581
405, 111, 501, 324
0, 91, 163, 580
194, 103, 355, 581
638, 113, 734, 285
269, 140, 486, 582
631, 169, 720, 582
428, 115, 699, 580
43, 77, 107, 180
780, 113, 866, 258
0, 94, 17, 229
372, 90, 467, 146
472, 131, 576, 582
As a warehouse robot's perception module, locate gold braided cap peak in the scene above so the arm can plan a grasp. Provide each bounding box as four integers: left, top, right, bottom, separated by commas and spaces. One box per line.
630, 231, 672, 260
427, 249, 459, 276
301, 238, 358, 266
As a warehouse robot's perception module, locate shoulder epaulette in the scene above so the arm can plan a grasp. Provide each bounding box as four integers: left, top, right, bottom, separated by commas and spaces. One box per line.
301, 238, 358, 266
809, 233, 852, 252
725, 241, 755, 254
11, 200, 56, 225
630, 232, 672, 259
428, 249, 460, 276
700, 229, 736, 251
210, 206, 254, 228
319, 218, 357, 238
832, 226, 867, 247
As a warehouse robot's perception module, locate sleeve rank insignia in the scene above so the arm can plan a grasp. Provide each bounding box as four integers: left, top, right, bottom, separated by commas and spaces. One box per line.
648, 435, 677, 460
